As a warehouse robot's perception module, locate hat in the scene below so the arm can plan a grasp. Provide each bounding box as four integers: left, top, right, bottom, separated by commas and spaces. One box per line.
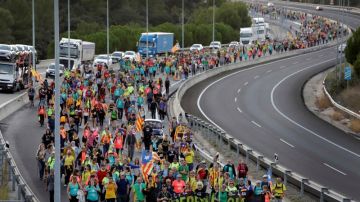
263, 174, 268, 178
177, 174, 182, 178
201, 160, 206, 164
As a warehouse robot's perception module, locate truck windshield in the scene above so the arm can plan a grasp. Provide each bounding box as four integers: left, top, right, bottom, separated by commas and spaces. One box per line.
257, 30, 265, 34
0, 64, 13, 74
60, 59, 74, 69
240, 33, 252, 38
59, 46, 79, 58
139, 41, 155, 47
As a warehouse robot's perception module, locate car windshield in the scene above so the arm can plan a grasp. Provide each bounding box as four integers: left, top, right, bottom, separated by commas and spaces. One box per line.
257, 30, 265, 34
139, 41, 155, 47
125, 52, 135, 56
16, 46, 24, 51
48, 65, 64, 70
211, 42, 220, 45
146, 121, 162, 129
0, 45, 11, 51
97, 55, 108, 60
0, 63, 13, 74
112, 53, 122, 57
192, 45, 200, 48
59, 46, 79, 58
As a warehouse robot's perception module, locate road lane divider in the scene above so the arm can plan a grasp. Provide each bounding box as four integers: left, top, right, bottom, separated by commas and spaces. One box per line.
234, 97, 237, 102
172, 34, 353, 201
237, 107, 243, 113
270, 58, 360, 159
251, 120, 262, 128
237, 88, 241, 93
280, 138, 295, 148
266, 69, 272, 73
323, 163, 347, 176
243, 81, 249, 86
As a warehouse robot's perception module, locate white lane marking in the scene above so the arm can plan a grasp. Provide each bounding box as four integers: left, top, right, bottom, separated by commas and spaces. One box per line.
271, 58, 360, 159
280, 66, 286, 69
266, 69, 272, 73
280, 138, 295, 148
254, 75, 259, 79
197, 45, 335, 133
235, 97, 237, 102
237, 107, 242, 113
323, 163, 347, 176
237, 88, 241, 93
244, 82, 248, 86
319, 54, 324, 57
251, 121, 262, 128
306, 58, 311, 61
292, 61, 299, 65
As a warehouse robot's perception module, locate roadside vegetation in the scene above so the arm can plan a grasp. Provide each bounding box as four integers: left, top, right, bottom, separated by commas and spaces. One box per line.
324, 27, 360, 113
0, 0, 251, 59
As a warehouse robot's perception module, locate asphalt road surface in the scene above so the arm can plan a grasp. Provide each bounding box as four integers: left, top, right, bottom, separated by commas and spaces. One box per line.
184, 46, 360, 200
180, 2, 360, 200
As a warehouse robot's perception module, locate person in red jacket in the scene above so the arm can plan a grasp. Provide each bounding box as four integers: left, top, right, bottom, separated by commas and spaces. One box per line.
237, 160, 249, 180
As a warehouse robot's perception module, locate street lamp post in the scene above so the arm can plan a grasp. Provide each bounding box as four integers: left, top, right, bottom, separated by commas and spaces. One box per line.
67, 0, 70, 70
182, 0, 184, 48
53, 0, 61, 201
146, 0, 149, 59
212, 0, 215, 42
32, 0, 36, 70
107, 0, 110, 66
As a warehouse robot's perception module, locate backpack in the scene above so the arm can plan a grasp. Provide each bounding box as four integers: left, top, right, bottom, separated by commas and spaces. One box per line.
111, 110, 117, 119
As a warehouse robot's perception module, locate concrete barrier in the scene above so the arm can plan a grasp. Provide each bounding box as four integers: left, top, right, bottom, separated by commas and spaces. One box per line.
0, 91, 30, 122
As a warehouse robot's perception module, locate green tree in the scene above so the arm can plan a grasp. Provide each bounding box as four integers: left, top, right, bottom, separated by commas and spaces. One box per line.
354, 54, 360, 78
0, 8, 14, 43
345, 27, 360, 65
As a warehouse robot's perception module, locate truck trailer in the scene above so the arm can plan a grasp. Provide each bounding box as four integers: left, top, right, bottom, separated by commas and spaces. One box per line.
137, 32, 174, 57
59, 38, 95, 70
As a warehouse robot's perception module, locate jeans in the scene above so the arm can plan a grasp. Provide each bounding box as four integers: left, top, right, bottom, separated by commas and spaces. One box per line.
38, 160, 45, 179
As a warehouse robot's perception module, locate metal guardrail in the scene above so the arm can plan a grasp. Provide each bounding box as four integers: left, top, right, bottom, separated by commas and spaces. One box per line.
0, 131, 38, 202
322, 77, 360, 120
186, 114, 353, 202
171, 12, 354, 202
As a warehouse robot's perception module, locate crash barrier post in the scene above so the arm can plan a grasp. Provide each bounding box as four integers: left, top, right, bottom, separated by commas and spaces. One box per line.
182, 115, 354, 202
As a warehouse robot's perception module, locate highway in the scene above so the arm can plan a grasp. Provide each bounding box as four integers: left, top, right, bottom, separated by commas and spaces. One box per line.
181, 4, 360, 201
0, 59, 53, 104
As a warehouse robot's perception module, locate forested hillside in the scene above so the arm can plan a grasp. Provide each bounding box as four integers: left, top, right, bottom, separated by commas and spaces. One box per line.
0, 0, 251, 58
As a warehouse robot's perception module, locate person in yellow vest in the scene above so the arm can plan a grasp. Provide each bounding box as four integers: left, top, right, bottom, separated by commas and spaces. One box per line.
271, 177, 286, 202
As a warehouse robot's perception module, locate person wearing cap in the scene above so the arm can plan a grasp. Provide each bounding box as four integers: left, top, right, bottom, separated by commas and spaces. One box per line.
172, 174, 186, 196
253, 180, 263, 202
261, 174, 270, 190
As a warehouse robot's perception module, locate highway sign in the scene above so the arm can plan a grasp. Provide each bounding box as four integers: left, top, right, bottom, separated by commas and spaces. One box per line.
344, 66, 351, 81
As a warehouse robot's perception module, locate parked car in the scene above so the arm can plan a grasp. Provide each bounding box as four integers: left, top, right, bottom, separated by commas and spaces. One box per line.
338, 43, 347, 53
111, 51, 124, 63
190, 44, 204, 52
0, 44, 17, 63
46, 63, 64, 78
144, 119, 164, 138
93, 54, 112, 67
209, 41, 221, 49
124, 51, 136, 61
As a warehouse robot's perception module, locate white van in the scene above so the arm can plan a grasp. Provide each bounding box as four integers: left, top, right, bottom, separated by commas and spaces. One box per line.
253, 17, 265, 26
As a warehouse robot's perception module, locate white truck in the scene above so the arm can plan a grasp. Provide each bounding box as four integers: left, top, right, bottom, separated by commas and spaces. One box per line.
59, 38, 95, 70
240, 27, 254, 46
252, 17, 267, 41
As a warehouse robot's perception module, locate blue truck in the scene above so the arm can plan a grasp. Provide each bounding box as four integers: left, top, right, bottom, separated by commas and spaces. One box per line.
137, 32, 174, 57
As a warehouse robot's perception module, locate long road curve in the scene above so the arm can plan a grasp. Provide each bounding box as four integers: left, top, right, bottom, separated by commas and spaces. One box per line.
182, 3, 360, 201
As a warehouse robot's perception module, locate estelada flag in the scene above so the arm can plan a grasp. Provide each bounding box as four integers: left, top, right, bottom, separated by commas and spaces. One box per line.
141, 150, 153, 182
136, 113, 144, 132
171, 43, 180, 53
